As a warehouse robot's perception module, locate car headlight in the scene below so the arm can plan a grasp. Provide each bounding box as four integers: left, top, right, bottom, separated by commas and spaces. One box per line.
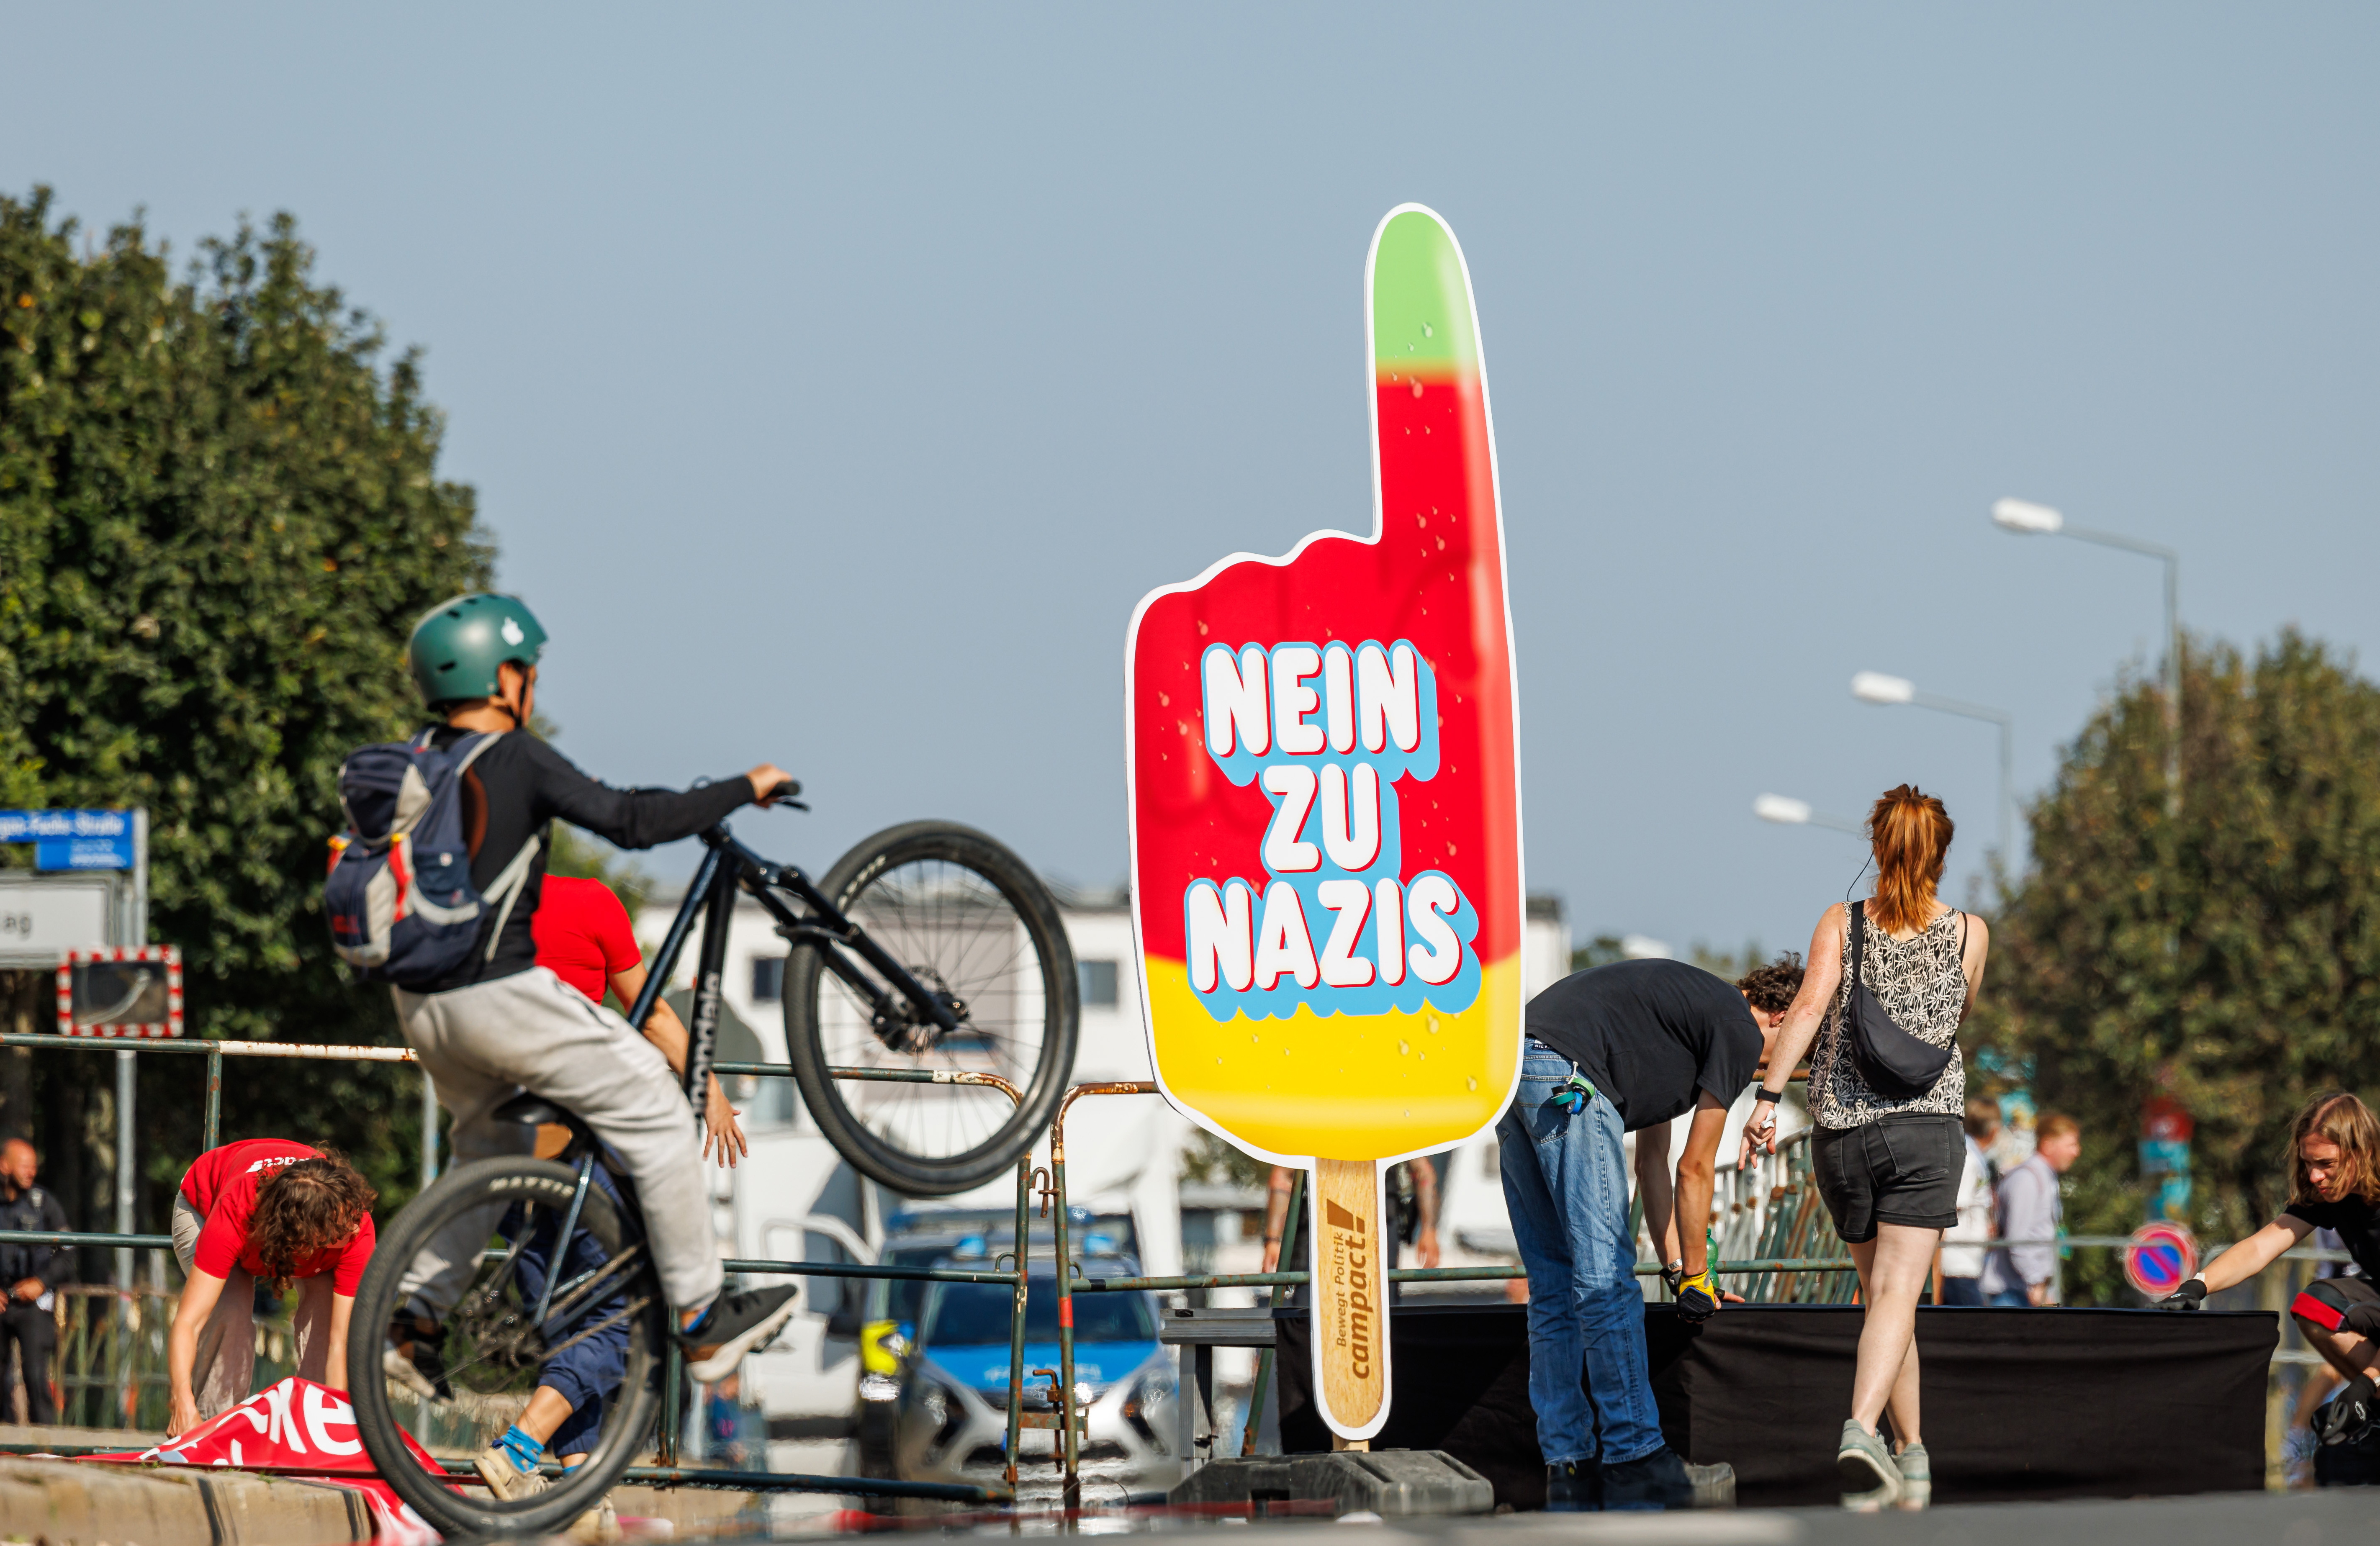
859, 1373, 902, 1404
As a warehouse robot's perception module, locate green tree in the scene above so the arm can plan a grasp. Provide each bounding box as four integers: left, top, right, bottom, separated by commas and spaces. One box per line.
1970, 631, 2380, 1300
0, 188, 491, 1260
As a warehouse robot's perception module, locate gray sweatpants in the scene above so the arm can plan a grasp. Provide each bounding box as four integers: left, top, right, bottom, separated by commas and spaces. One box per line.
392, 966, 723, 1314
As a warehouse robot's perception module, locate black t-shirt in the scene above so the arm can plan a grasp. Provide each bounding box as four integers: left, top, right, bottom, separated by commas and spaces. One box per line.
419, 728, 753, 993
2284, 1194, 2380, 1280
1523, 958, 1762, 1132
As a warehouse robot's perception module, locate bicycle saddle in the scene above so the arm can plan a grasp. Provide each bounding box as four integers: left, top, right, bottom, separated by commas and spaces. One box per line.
493, 1092, 568, 1126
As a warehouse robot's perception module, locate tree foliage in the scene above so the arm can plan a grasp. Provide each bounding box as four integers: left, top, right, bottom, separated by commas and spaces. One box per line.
1971, 630, 2380, 1298
0, 187, 491, 1248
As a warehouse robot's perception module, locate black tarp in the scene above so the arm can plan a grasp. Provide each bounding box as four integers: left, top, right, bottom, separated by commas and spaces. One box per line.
1276, 1302, 2275, 1507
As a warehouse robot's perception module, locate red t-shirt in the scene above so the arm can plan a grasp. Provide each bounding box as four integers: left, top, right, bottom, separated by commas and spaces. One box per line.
178, 1140, 376, 1294
532, 875, 643, 1004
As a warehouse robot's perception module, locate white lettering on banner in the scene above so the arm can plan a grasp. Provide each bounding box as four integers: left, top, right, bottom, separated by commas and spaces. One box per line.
1355, 642, 1421, 755
1259, 765, 1321, 873
1322, 644, 1357, 754
1317, 763, 1381, 872
264, 1380, 307, 1452
1373, 879, 1406, 986
1252, 882, 1320, 991
1203, 646, 1270, 758
1270, 645, 1326, 755
1408, 876, 1463, 986
1187, 881, 1255, 993
1316, 881, 1376, 989
304, 1382, 364, 1455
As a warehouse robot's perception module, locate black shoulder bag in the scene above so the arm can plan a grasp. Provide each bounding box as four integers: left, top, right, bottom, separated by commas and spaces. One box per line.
1842, 900, 1954, 1099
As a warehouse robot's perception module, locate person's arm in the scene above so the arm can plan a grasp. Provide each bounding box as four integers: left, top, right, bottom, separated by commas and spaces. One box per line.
614, 963, 747, 1167
169, 1268, 228, 1436
1958, 912, 1992, 1022
1635, 1122, 1677, 1274
1411, 1157, 1440, 1269
1743, 905, 1846, 1162
2195, 1216, 2311, 1296
1675, 1094, 1730, 1279
525, 737, 786, 852
1261, 1166, 1294, 1272
324, 1293, 354, 1393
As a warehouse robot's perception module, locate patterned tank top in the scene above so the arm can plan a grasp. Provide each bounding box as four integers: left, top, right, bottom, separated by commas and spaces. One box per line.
1809, 904, 1968, 1130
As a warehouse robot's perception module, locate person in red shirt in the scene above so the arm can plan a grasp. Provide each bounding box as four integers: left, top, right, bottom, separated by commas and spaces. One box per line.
167, 1142, 377, 1435
531, 873, 745, 1167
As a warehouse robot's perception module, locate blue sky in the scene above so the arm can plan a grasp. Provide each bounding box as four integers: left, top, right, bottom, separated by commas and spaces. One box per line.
6, 5, 2375, 959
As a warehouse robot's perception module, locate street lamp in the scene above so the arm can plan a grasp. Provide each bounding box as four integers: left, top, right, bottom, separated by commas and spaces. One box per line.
1754, 793, 1865, 835
1991, 497, 2179, 814
1850, 672, 2014, 862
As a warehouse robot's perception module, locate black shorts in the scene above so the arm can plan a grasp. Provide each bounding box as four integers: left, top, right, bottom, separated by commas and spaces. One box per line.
2293, 1274, 2380, 1332
1812, 1115, 1963, 1243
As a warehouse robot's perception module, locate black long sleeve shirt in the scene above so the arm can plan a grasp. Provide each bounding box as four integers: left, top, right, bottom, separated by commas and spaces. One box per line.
419, 728, 753, 993
0, 1184, 70, 1289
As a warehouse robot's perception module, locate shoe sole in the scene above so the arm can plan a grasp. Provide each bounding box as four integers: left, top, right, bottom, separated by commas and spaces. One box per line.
383, 1344, 440, 1402
685, 1298, 800, 1382
1836, 1447, 1899, 1503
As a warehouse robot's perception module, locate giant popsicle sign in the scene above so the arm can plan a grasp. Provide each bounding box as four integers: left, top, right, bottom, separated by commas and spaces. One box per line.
1125, 205, 1523, 1440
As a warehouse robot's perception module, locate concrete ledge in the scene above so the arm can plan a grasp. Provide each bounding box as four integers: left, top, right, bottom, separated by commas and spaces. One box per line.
0, 1456, 369, 1546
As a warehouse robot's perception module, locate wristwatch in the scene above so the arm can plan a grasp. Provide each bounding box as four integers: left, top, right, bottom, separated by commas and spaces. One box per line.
1752, 1088, 1783, 1105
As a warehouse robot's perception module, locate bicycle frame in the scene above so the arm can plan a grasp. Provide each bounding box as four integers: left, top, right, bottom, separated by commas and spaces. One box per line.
623, 821, 964, 1117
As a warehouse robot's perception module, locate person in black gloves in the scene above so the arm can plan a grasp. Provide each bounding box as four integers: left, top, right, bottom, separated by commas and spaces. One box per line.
0, 1139, 69, 1425
2159, 1092, 2380, 1445
1502, 953, 1801, 1510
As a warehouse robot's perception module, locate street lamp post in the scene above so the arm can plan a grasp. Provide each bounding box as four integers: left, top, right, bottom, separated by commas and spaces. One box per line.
1850, 672, 2015, 863
1992, 498, 2180, 816
1753, 793, 1866, 836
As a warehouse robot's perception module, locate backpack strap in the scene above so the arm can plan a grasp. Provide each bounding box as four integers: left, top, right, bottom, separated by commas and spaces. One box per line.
1847, 900, 1867, 996
478, 832, 542, 963
452, 730, 505, 777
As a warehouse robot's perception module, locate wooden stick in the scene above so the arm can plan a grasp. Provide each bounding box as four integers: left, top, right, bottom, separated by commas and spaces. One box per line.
1308, 1157, 1389, 1438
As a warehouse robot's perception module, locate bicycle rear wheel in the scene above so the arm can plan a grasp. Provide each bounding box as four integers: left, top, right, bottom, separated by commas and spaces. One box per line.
346, 1156, 666, 1537
784, 820, 1077, 1196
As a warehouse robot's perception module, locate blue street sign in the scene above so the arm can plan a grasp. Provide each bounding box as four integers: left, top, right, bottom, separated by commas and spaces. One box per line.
0, 809, 134, 842
36, 835, 135, 871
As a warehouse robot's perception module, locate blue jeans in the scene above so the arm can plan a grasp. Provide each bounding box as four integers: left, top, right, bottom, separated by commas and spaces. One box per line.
1497, 1043, 1665, 1467
1984, 1287, 2031, 1308
503, 1161, 632, 1458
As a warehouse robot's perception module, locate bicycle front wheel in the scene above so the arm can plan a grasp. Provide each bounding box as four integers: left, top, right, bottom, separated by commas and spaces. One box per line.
784, 820, 1078, 1196
346, 1156, 666, 1537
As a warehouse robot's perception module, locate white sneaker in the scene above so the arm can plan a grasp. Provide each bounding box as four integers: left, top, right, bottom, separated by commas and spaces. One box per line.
474, 1445, 550, 1501
567, 1495, 623, 1543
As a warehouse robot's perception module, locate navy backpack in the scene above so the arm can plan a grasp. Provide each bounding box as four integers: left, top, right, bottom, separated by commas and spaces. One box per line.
325, 730, 540, 987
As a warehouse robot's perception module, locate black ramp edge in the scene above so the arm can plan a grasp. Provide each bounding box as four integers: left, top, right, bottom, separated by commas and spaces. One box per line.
1169, 1450, 1494, 1516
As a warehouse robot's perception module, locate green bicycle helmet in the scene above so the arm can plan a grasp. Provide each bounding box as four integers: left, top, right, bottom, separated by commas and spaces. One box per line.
407, 593, 550, 707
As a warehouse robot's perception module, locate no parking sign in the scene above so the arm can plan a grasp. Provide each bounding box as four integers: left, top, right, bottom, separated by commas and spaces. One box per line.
2124, 1221, 2198, 1299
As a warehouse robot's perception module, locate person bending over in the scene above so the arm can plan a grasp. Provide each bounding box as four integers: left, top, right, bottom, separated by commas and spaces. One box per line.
1500, 951, 1800, 1510
168, 1142, 376, 1436
382, 595, 797, 1410
2160, 1092, 2380, 1445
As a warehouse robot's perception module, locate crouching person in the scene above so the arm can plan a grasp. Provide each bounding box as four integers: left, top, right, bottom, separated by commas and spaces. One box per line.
2160, 1092, 2380, 1445
167, 1141, 376, 1436
1497, 953, 1799, 1510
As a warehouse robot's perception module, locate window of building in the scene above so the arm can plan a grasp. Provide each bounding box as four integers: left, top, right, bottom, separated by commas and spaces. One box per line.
751, 955, 786, 1004
1079, 959, 1119, 1007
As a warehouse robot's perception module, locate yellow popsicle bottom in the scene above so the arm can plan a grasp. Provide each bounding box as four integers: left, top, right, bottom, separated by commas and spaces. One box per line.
1144, 955, 1522, 1160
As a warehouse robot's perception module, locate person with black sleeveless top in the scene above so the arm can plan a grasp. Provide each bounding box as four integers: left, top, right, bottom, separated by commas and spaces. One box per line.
1741, 785, 1990, 1509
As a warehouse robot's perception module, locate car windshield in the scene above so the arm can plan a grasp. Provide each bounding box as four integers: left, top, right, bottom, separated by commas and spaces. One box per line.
925, 1279, 1156, 1346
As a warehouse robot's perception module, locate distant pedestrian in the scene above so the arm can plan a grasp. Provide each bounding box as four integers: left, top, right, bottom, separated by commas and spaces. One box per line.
167, 1141, 377, 1435
0, 1139, 69, 1425
1937, 1102, 2000, 1306
1743, 784, 1989, 1508
1980, 1115, 2079, 1307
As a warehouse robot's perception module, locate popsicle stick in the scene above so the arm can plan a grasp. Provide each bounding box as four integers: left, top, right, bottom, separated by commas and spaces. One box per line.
1308, 1156, 1390, 1439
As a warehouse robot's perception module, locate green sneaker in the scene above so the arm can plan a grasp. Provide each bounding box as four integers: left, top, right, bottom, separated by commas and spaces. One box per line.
1894, 1442, 1931, 1508
1836, 1420, 1901, 1507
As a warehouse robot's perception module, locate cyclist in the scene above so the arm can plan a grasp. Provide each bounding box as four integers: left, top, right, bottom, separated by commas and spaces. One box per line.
382, 594, 797, 1402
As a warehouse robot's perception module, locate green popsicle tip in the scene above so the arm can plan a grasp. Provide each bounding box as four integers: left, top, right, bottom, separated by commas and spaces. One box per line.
1370, 207, 1477, 377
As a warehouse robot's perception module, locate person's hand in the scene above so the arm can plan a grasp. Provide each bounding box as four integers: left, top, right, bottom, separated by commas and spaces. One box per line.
2158, 1277, 2208, 1312
1740, 1104, 1779, 1166
1261, 1237, 1282, 1274
2341, 1298, 2380, 1337
1675, 1269, 1722, 1323
746, 765, 797, 805
702, 1075, 748, 1168
2027, 1281, 2051, 1307
11, 1277, 41, 1302
1415, 1226, 1441, 1270
168, 1389, 200, 1439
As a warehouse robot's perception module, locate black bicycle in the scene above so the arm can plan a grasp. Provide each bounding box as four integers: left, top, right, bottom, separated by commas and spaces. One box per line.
347, 796, 1076, 1533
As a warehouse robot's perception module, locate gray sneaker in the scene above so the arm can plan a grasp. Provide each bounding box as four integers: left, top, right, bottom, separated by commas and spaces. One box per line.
1836, 1420, 1902, 1507
1684, 1459, 1735, 1508
1894, 1442, 1931, 1509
